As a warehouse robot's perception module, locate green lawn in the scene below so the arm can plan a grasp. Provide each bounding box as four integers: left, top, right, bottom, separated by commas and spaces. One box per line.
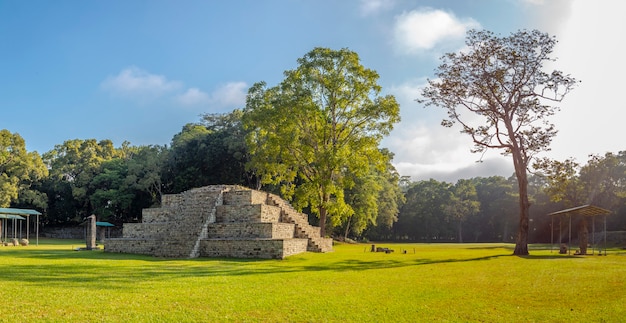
0, 239, 624, 322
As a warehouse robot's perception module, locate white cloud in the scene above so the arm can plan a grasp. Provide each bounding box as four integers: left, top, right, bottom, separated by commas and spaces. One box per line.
209, 82, 248, 108
359, 0, 395, 16
176, 88, 211, 106
100, 66, 182, 101
176, 82, 247, 110
102, 67, 247, 110
393, 8, 480, 54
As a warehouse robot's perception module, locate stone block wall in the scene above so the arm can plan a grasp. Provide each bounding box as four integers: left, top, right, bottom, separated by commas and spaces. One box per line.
120, 223, 170, 239
199, 239, 309, 259
223, 189, 268, 206
206, 222, 295, 239
216, 204, 281, 223
105, 185, 332, 259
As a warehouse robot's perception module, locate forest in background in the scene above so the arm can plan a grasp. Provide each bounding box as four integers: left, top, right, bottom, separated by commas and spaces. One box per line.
2, 109, 625, 243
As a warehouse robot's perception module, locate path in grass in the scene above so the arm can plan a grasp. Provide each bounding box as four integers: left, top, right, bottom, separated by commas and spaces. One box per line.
0, 240, 624, 322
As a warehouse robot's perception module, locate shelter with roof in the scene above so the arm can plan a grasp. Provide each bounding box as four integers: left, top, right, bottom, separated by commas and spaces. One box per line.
0, 208, 42, 246
547, 204, 611, 255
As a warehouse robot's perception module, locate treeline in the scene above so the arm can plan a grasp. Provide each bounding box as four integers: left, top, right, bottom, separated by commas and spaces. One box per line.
2, 112, 252, 225
1, 109, 402, 239
377, 152, 626, 243
3, 119, 626, 242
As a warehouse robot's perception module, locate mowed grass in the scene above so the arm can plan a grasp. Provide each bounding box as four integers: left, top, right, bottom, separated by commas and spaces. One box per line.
0, 240, 625, 322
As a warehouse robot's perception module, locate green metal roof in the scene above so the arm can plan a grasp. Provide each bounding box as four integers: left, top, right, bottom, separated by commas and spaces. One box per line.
0, 214, 26, 220
0, 208, 42, 216
547, 204, 611, 217
80, 221, 115, 227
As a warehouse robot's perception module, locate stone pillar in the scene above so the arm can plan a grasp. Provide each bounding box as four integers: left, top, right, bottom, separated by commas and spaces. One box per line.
86, 215, 97, 250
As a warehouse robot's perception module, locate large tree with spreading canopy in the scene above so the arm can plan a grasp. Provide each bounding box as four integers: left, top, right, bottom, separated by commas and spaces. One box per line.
419, 29, 578, 255
243, 47, 400, 237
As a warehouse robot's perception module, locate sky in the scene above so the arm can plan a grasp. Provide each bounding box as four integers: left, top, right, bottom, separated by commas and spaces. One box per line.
1, 0, 624, 183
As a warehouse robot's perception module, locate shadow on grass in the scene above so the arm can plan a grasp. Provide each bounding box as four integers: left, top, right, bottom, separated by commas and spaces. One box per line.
0, 247, 515, 290
517, 254, 608, 259
466, 245, 514, 250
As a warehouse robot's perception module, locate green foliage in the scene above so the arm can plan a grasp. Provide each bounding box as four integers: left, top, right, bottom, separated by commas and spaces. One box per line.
580, 152, 626, 208
41, 140, 165, 224
43, 139, 120, 222
125, 145, 167, 206
89, 158, 135, 222
444, 179, 480, 242
535, 157, 584, 207
0, 129, 48, 208
397, 179, 454, 241
343, 149, 404, 239
243, 47, 400, 236
534, 152, 626, 234
163, 111, 251, 193
471, 176, 518, 242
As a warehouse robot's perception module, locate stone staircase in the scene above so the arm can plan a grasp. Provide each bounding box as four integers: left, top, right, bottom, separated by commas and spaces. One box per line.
266, 193, 333, 253
105, 185, 332, 259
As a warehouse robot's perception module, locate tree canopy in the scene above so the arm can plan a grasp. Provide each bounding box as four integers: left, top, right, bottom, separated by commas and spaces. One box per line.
420, 29, 578, 255
243, 47, 400, 236
0, 130, 47, 208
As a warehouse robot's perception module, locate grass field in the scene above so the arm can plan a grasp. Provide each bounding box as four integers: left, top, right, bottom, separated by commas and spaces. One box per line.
0, 239, 624, 322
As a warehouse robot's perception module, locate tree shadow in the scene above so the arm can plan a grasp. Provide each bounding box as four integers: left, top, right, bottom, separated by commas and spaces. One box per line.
516, 254, 581, 260
0, 248, 514, 289
466, 245, 514, 250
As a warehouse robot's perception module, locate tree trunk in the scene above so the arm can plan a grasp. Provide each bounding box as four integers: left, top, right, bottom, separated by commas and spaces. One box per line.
458, 220, 463, 243
512, 159, 530, 255
343, 215, 352, 241
319, 206, 327, 238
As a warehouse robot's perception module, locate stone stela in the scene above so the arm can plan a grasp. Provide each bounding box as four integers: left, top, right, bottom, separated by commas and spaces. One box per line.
85, 214, 97, 250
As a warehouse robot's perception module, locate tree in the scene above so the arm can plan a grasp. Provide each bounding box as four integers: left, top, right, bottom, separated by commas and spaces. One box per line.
397, 179, 454, 241
0, 129, 48, 208
373, 149, 405, 229
534, 157, 583, 207
89, 158, 135, 222
471, 176, 518, 242
420, 29, 578, 255
43, 139, 119, 222
163, 111, 251, 194
579, 152, 626, 208
537, 152, 626, 253
340, 149, 404, 240
445, 179, 480, 243
125, 145, 167, 206
243, 47, 400, 237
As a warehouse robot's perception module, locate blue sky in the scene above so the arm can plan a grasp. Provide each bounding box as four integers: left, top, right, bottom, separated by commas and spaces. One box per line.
1, 0, 624, 182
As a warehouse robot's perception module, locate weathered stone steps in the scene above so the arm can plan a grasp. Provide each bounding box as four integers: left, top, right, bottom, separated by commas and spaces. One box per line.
105, 185, 332, 259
